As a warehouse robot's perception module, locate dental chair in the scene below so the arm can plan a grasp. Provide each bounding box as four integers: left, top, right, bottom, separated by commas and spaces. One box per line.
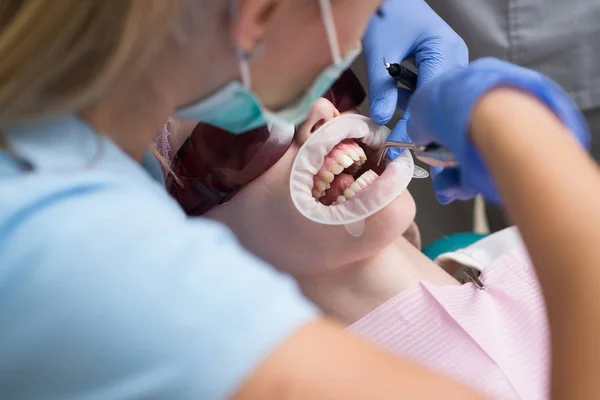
423, 195, 490, 260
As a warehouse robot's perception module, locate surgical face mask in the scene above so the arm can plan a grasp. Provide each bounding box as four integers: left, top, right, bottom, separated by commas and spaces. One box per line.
175, 0, 361, 133
289, 114, 429, 237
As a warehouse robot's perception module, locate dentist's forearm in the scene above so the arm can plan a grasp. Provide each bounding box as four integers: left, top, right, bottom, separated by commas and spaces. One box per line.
470, 88, 600, 400
233, 320, 486, 400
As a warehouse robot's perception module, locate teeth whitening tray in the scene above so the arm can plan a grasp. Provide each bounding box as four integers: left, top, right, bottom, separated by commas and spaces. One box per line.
290, 114, 428, 237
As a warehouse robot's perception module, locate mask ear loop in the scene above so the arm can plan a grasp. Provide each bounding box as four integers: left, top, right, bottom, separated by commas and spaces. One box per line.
237, 41, 264, 90
318, 0, 342, 63
229, 0, 265, 90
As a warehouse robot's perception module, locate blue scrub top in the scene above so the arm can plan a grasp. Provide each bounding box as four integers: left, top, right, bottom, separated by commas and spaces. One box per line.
0, 115, 317, 399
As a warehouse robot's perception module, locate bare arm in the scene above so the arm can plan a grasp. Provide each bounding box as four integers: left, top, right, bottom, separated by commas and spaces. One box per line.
471, 88, 600, 399
233, 319, 486, 400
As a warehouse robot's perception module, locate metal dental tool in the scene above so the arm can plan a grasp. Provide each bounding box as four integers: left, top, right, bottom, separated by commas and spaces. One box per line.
379, 58, 458, 169
464, 267, 486, 290
376, 141, 458, 168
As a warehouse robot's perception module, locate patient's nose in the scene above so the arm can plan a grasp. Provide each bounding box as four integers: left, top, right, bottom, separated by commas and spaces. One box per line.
296, 98, 340, 145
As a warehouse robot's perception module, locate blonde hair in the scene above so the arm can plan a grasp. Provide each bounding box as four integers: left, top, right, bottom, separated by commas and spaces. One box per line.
0, 0, 182, 127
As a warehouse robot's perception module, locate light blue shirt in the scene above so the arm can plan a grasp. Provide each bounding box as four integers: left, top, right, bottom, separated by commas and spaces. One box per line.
0, 115, 317, 399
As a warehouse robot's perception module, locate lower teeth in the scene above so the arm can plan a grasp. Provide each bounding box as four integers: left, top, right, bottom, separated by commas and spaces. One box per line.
330, 169, 379, 205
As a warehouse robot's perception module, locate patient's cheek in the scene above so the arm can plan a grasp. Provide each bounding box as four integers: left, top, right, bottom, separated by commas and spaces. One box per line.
390, 190, 416, 229
394, 190, 417, 222
364, 190, 416, 246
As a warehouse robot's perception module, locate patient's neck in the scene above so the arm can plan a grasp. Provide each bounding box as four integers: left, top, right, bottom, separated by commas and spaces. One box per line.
298, 237, 459, 325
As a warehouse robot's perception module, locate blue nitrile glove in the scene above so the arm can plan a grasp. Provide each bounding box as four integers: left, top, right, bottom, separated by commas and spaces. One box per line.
407, 57, 591, 205
363, 0, 468, 142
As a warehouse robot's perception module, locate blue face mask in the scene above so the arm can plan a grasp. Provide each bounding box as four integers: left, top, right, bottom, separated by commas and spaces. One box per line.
175, 0, 362, 134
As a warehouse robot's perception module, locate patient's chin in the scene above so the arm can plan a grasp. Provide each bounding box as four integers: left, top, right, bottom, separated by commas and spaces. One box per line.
361, 190, 416, 249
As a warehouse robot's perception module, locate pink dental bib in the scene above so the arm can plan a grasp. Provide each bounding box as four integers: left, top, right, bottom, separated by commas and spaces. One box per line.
350, 228, 549, 400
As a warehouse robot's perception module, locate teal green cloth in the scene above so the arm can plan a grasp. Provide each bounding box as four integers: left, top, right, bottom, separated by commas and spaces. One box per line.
423, 233, 488, 260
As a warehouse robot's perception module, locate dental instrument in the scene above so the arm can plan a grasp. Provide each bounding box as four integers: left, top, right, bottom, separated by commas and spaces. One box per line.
384, 58, 417, 91
376, 141, 459, 168
380, 58, 458, 169
463, 267, 486, 290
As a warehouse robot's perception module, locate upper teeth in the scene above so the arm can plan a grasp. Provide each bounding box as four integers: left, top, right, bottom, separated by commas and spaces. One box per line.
347, 147, 365, 162
339, 154, 354, 168
330, 164, 344, 174
319, 170, 335, 183
314, 180, 328, 192
312, 141, 371, 201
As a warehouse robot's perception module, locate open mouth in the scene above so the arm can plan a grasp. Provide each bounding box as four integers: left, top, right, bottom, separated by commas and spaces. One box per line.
290, 114, 415, 227
312, 139, 385, 206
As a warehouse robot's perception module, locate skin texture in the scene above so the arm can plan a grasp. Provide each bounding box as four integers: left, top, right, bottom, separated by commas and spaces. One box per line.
207, 99, 459, 324
233, 320, 485, 400
470, 88, 600, 400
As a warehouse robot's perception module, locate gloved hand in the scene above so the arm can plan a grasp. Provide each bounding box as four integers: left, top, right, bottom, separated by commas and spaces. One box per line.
363, 0, 470, 202
363, 0, 468, 128
407, 57, 591, 205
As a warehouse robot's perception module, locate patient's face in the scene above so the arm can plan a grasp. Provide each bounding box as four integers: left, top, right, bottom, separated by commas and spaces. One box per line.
207, 98, 416, 277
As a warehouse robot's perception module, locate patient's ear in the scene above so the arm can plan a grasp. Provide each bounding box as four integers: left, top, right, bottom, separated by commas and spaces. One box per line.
231, 0, 281, 55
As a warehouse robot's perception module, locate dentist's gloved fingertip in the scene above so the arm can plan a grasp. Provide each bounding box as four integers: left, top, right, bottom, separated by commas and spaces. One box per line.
386, 111, 410, 158
369, 77, 399, 125
388, 120, 411, 144
371, 111, 392, 125
436, 193, 453, 205
396, 89, 411, 110
370, 98, 395, 125
386, 147, 403, 160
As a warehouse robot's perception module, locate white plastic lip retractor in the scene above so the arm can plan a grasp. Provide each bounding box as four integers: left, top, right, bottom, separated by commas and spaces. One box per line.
289, 114, 418, 236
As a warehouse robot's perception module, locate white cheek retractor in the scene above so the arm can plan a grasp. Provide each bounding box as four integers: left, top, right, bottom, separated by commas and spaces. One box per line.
290, 114, 428, 237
